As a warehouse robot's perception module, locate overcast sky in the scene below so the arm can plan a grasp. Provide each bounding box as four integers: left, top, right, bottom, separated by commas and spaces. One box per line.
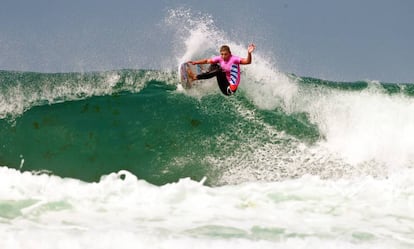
1, 0, 413, 82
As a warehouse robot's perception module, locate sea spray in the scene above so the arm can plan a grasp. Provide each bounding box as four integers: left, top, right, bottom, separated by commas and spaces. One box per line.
295, 81, 414, 168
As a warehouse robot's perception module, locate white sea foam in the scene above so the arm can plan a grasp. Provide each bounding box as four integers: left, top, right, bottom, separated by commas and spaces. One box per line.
295, 83, 414, 168
1, 166, 413, 248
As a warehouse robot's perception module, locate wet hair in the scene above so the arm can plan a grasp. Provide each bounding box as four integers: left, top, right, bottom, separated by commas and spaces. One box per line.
220, 45, 231, 54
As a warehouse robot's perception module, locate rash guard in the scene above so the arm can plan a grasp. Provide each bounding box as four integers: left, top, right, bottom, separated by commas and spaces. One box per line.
211, 55, 241, 91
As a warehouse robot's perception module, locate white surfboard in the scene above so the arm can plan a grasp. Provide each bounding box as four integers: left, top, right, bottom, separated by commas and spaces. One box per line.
179, 62, 204, 89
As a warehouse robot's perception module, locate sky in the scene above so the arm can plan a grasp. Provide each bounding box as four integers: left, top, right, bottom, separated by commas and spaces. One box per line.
1, 0, 413, 83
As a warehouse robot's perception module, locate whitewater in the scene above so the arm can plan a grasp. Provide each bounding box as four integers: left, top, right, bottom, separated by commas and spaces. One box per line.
1, 8, 414, 249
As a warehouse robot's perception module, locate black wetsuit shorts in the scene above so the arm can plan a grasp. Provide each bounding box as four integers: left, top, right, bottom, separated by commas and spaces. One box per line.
196, 64, 235, 96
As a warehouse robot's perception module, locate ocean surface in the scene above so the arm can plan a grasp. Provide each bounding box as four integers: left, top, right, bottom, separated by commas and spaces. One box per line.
1, 8, 414, 249
1, 68, 414, 249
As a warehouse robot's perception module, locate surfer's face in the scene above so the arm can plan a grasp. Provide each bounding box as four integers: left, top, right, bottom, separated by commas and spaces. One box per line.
220, 51, 231, 61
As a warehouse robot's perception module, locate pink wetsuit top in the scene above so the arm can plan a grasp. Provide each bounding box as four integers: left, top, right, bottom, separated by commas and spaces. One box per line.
211, 55, 241, 91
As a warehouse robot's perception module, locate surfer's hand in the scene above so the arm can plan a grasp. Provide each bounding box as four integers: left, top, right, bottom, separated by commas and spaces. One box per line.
248, 44, 256, 53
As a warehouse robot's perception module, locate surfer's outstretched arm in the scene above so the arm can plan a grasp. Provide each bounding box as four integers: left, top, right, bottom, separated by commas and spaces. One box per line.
189, 58, 213, 65
240, 43, 256, 65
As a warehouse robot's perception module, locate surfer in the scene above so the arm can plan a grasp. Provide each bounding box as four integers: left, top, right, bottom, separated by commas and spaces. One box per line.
187, 44, 256, 96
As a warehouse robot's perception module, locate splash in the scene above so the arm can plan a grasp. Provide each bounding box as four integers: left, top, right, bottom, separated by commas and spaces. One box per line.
166, 8, 219, 63
303, 84, 414, 167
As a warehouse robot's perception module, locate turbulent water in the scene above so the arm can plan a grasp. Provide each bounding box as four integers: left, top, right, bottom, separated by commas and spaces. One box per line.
2, 8, 414, 249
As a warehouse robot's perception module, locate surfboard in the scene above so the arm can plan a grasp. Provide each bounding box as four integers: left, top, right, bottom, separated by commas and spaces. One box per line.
179, 62, 191, 89
179, 62, 204, 89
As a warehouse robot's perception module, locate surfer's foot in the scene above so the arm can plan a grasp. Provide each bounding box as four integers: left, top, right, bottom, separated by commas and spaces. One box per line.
186, 66, 197, 81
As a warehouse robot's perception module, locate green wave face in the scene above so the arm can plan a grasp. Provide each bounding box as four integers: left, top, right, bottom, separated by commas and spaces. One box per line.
0, 70, 413, 186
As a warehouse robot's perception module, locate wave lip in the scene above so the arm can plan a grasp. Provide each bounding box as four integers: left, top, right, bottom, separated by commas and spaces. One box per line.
0, 69, 176, 119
